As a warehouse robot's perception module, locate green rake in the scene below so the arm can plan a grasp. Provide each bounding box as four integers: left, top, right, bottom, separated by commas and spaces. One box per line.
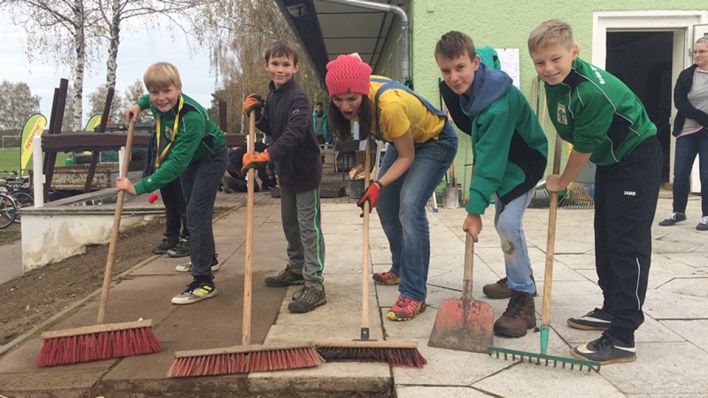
488, 135, 600, 373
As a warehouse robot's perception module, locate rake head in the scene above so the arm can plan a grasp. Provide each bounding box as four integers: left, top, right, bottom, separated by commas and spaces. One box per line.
488, 346, 600, 372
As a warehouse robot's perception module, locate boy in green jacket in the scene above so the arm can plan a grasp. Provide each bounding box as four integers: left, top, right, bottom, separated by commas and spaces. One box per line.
119, 62, 227, 305
435, 31, 548, 338
528, 19, 662, 364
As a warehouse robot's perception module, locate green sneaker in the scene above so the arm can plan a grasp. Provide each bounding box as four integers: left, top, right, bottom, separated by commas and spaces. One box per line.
288, 284, 326, 313
264, 265, 305, 287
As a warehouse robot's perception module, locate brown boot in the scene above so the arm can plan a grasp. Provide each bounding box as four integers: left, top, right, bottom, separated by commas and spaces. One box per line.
493, 290, 536, 338
482, 276, 537, 299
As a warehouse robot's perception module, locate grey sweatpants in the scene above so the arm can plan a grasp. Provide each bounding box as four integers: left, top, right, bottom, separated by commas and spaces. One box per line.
280, 187, 325, 286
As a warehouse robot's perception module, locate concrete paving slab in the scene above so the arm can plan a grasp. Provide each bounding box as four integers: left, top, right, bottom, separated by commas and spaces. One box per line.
599, 342, 708, 396
555, 252, 596, 270
644, 277, 708, 319
472, 362, 624, 398
661, 320, 708, 351
248, 362, 391, 396
660, 251, 708, 268
397, 386, 489, 398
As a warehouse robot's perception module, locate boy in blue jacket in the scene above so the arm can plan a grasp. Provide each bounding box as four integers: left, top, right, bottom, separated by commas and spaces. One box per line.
242, 41, 326, 313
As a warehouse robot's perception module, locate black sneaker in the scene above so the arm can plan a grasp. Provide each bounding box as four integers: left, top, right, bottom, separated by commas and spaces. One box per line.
659, 212, 687, 226
571, 334, 636, 365
697, 216, 708, 231
264, 265, 305, 287
567, 307, 613, 330
288, 284, 326, 313
152, 237, 179, 255
167, 238, 190, 258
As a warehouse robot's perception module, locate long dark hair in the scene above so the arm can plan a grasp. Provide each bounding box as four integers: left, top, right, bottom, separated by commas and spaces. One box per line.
328, 95, 374, 142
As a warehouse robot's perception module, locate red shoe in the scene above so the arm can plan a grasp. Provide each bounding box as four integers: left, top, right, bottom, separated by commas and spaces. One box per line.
387, 296, 426, 321
372, 271, 400, 285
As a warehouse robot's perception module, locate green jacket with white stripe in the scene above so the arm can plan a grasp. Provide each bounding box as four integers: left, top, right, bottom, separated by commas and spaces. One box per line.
544, 57, 656, 166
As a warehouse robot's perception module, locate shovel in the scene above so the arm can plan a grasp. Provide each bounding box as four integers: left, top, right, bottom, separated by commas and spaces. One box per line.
428, 232, 493, 352
442, 162, 461, 208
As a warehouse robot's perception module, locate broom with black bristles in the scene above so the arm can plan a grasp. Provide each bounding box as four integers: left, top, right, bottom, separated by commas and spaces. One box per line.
37, 121, 160, 367
167, 110, 323, 378
315, 136, 427, 368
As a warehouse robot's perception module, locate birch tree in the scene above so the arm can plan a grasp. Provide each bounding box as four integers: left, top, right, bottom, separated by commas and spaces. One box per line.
1, 0, 102, 131
96, 0, 198, 92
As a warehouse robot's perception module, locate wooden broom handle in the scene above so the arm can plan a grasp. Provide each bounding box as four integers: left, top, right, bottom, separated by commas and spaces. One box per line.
242, 111, 256, 345
362, 137, 371, 330
97, 121, 134, 324
541, 134, 561, 325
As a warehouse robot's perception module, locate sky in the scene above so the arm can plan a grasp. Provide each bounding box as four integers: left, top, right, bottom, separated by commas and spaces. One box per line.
0, 12, 218, 126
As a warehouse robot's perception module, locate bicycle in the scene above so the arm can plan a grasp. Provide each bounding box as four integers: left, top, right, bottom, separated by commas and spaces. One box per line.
0, 192, 17, 229
0, 172, 34, 224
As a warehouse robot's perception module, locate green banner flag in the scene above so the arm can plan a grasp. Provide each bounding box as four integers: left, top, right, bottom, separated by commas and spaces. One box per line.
84, 113, 102, 132
20, 113, 47, 171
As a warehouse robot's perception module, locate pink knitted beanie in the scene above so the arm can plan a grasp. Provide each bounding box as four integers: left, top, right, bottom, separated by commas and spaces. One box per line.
325, 54, 372, 96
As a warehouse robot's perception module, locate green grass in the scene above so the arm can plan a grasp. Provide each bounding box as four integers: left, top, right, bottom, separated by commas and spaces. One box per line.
0, 147, 69, 176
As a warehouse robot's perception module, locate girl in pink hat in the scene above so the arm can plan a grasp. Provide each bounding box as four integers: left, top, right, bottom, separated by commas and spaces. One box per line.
326, 54, 458, 321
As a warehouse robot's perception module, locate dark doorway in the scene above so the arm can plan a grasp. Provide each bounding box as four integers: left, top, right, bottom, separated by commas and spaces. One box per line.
605, 31, 673, 183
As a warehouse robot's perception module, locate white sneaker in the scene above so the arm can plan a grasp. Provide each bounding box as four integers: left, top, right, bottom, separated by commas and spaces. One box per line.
171, 280, 217, 305
175, 254, 220, 272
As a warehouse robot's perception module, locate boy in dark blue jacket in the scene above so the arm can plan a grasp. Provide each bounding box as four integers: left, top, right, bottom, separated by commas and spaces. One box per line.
242, 41, 326, 313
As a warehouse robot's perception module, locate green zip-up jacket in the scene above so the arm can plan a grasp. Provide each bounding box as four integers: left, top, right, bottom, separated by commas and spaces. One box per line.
544, 57, 656, 166
457, 63, 548, 215
133, 93, 225, 195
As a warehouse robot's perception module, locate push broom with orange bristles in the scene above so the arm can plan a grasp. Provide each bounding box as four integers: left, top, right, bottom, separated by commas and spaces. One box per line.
37, 121, 160, 367
315, 137, 427, 368
167, 110, 323, 378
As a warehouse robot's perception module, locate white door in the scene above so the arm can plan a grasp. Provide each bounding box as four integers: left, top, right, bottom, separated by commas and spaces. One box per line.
690, 24, 708, 193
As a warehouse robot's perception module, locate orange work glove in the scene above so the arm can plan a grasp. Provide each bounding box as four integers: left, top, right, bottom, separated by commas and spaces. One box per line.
357, 181, 383, 212
242, 149, 271, 173
242, 94, 264, 120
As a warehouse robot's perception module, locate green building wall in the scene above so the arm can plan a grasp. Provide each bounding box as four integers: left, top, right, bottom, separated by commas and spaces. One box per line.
389, 1, 708, 203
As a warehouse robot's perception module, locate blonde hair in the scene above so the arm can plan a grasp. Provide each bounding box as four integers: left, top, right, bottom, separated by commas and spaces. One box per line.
528, 19, 574, 53
143, 62, 182, 91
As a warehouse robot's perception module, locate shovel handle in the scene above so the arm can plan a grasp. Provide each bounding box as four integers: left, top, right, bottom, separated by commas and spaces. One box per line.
462, 232, 474, 303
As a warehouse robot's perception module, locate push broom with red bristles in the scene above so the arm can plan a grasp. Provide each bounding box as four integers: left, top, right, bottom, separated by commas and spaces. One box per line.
315, 137, 427, 368
167, 111, 323, 378
37, 121, 160, 367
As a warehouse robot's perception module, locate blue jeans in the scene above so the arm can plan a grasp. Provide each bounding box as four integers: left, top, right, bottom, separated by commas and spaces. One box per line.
493, 190, 535, 294
377, 122, 458, 301
672, 128, 708, 217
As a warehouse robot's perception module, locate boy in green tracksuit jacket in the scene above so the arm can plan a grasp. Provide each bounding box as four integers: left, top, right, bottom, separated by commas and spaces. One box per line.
119, 62, 227, 306
435, 31, 548, 338
528, 19, 661, 364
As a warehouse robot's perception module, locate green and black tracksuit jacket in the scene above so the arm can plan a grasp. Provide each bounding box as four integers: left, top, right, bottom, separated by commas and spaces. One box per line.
544, 57, 656, 165
134, 93, 225, 195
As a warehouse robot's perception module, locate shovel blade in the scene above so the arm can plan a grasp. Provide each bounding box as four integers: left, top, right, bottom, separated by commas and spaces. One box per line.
428, 297, 494, 353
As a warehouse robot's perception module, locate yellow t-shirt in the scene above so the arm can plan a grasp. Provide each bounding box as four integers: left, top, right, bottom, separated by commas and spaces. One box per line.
367, 76, 445, 143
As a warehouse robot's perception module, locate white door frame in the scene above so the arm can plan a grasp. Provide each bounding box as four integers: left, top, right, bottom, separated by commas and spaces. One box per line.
592, 10, 708, 187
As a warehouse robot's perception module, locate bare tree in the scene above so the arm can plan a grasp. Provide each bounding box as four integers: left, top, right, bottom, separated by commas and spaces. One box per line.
0, 81, 41, 131
87, 84, 124, 124
95, 0, 199, 92
1, 0, 103, 131
123, 79, 152, 123
196, 0, 326, 135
